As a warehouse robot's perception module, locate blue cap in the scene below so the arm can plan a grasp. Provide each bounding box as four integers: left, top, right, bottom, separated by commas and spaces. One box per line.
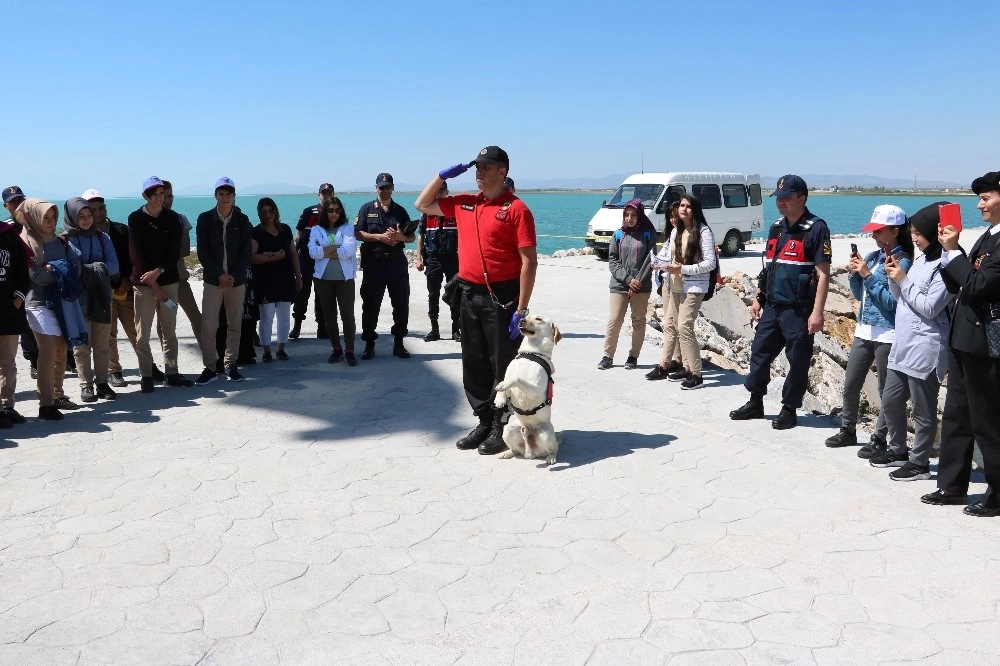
142, 176, 165, 194
771, 174, 808, 198
504, 177, 515, 190
2, 185, 25, 203
376, 173, 393, 188
214, 177, 236, 191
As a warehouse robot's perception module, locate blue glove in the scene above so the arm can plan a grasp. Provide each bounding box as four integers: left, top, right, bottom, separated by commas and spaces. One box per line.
439, 163, 469, 180
509, 311, 525, 340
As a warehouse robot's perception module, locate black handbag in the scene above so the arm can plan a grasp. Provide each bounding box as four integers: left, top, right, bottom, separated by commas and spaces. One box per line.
987, 310, 1000, 358
442, 275, 461, 306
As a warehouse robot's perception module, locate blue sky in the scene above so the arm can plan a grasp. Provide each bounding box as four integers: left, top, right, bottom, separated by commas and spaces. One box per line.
6, 0, 998, 197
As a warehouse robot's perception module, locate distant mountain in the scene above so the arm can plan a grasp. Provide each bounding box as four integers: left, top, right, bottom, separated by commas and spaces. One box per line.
763, 174, 965, 190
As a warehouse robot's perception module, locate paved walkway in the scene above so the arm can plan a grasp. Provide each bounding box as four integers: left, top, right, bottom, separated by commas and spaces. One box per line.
1, 251, 999, 665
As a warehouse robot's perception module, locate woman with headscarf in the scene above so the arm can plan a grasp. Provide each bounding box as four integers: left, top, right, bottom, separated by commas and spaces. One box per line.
15, 198, 85, 420
598, 198, 658, 370
878, 203, 954, 481
645, 194, 717, 390
63, 197, 119, 403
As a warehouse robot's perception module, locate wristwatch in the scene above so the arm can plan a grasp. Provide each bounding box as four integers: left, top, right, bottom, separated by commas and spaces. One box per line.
515, 308, 529, 315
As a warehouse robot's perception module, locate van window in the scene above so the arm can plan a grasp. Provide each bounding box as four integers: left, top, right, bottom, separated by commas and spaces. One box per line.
692, 184, 722, 209
748, 183, 763, 206
722, 184, 748, 208
667, 185, 685, 204
605, 184, 665, 209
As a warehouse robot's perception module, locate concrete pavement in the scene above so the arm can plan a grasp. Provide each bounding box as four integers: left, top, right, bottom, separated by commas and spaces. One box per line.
1, 247, 999, 665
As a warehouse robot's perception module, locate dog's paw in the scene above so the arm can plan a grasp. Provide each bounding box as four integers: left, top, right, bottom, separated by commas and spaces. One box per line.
499, 450, 515, 459
493, 393, 506, 409
545, 454, 557, 466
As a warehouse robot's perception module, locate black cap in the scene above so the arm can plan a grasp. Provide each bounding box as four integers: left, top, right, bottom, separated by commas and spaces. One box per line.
376, 173, 393, 188
468, 145, 510, 169
2, 185, 25, 203
771, 174, 808, 198
971, 172, 1000, 195
504, 177, 515, 190
318, 182, 334, 194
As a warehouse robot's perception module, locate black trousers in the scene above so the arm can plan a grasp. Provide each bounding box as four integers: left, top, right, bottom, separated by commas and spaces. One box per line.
425, 254, 460, 328
360, 253, 409, 342
460, 279, 520, 415
937, 349, 1000, 504
292, 253, 324, 325
744, 303, 814, 409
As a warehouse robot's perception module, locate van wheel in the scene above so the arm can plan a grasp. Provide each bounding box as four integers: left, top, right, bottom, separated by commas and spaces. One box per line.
721, 231, 741, 257
595, 248, 609, 260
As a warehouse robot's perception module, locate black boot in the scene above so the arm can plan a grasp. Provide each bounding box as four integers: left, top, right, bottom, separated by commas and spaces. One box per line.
393, 337, 410, 359
456, 412, 492, 450
289, 319, 302, 340
424, 321, 440, 342
730, 395, 764, 420
361, 341, 376, 360
452, 326, 461, 342
478, 410, 508, 456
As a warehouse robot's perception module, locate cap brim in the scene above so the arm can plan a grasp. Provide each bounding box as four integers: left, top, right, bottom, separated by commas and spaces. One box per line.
860, 222, 887, 232
469, 158, 506, 168
770, 189, 794, 198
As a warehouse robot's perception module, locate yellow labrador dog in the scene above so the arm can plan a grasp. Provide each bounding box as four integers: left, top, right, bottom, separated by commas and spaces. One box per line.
494, 314, 562, 465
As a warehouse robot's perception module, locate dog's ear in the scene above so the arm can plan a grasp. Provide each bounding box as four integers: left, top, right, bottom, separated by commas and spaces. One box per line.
552, 325, 562, 344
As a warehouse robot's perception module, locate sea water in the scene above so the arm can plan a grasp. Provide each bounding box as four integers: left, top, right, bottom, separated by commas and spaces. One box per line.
79, 192, 988, 257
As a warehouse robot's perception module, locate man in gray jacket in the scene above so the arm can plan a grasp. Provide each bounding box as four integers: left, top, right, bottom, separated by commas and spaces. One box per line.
195, 178, 253, 384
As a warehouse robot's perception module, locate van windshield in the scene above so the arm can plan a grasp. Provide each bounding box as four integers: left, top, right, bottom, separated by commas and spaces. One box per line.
604, 184, 665, 209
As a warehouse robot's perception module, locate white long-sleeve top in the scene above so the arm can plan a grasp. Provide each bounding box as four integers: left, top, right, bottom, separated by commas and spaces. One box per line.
652, 223, 716, 294
308, 224, 358, 280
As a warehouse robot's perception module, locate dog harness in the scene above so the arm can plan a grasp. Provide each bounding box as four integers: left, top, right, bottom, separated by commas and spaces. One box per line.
505, 352, 554, 416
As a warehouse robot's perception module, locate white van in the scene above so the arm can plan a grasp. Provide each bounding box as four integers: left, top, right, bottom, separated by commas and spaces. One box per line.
585, 172, 764, 259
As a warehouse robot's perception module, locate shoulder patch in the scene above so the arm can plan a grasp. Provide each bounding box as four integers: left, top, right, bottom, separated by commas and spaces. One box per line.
367, 213, 379, 218
460, 204, 475, 211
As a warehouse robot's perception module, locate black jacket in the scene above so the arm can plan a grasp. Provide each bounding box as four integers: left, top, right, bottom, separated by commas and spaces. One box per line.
0, 222, 31, 335
196, 206, 253, 287
941, 229, 1000, 357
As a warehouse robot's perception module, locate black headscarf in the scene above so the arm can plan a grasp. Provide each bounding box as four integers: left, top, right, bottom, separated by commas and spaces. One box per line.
908, 202, 949, 261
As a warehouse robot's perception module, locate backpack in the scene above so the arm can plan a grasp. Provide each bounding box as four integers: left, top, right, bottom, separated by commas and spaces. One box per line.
699, 223, 722, 301
703, 245, 722, 301
612, 228, 654, 247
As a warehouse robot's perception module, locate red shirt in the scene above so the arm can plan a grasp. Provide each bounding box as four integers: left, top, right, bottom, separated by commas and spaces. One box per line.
438, 190, 536, 284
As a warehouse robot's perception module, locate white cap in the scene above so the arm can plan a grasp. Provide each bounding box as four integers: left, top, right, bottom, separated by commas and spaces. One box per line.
214, 177, 236, 191
81, 189, 103, 201
861, 204, 907, 232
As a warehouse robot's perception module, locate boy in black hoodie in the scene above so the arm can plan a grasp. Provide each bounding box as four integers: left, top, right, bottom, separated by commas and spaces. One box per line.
0, 219, 31, 427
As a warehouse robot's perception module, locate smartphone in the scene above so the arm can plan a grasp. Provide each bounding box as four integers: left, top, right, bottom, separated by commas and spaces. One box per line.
939, 203, 962, 233
850, 243, 858, 256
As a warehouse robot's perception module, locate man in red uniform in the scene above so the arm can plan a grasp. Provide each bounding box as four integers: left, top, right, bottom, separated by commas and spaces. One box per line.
416, 146, 538, 455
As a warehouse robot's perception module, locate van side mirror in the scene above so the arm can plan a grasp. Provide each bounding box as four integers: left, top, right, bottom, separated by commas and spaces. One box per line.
602, 200, 607, 206
654, 201, 666, 214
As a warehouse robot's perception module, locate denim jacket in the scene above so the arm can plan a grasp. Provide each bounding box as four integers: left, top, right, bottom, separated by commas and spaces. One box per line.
848, 247, 912, 328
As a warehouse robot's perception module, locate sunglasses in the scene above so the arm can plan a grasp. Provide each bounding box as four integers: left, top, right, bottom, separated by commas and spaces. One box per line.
259, 208, 275, 215
328, 208, 343, 214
